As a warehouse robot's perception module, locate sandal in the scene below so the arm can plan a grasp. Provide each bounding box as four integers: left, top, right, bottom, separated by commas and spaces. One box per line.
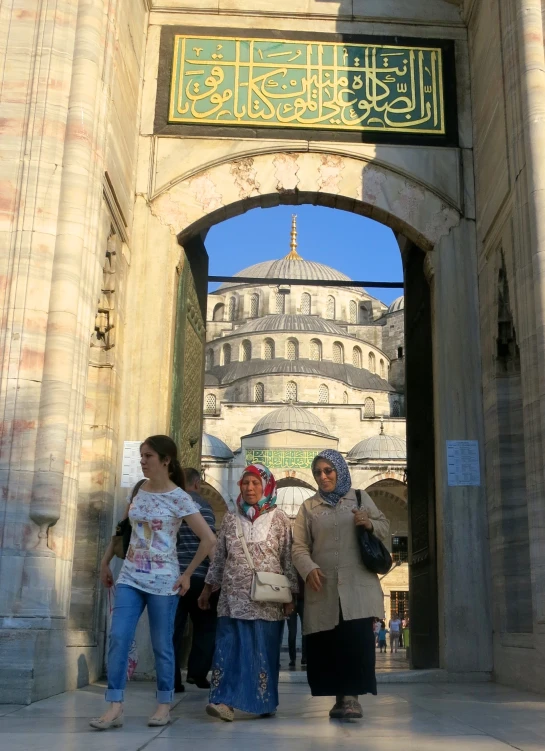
329, 699, 346, 719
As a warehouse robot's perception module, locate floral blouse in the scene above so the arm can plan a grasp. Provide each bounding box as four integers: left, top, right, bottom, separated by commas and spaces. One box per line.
205, 508, 298, 621
117, 487, 199, 596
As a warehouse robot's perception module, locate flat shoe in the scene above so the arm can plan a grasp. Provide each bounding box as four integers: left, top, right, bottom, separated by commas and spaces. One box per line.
329, 701, 345, 719
206, 703, 234, 722
148, 713, 171, 727
342, 699, 363, 719
89, 711, 124, 730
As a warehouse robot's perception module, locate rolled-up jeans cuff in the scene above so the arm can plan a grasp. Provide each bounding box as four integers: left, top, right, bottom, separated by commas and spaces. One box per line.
105, 689, 124, 702
156, 690, 173, 704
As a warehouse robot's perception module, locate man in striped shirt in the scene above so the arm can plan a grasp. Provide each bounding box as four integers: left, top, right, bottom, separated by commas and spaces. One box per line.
173, 468, 217, 692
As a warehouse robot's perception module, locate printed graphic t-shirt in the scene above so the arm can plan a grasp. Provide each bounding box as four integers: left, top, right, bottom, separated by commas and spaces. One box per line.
117, 487, 200, 596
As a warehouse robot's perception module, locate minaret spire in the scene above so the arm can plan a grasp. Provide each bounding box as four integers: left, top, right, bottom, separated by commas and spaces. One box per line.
285, 214, 303, 260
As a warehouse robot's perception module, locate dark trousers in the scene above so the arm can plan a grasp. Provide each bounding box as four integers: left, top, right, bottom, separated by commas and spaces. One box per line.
173, 577, 218, 685
287, 600, 307, 663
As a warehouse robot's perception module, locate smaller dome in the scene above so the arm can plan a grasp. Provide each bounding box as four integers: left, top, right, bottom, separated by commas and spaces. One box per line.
388, 296, 405, 314
201, 433, 234, 460
252, 403, 330, 436
276, 486, 316, 518
233, 315, 348, 337
347, 432, 406, 461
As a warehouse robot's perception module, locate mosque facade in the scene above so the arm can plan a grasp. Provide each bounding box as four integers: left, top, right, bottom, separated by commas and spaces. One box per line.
201, 219, 409, 619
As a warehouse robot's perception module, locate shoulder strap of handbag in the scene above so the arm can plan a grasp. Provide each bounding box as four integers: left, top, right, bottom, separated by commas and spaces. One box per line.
356, 488, 362, 508
235, 514, 256, 573
131, 478, 147, 501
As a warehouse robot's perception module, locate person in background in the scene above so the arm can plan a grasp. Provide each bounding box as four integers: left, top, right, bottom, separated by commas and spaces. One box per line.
287, 573, 307, 668
172, 467, 218, 693
199, 464, 298, 722
90, 436, 216, 731
378, 621, 388, 653
389, 613, 402, 653
373, 617, 381, 647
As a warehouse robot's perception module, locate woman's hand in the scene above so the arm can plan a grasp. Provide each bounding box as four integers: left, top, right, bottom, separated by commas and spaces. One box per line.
352, 508, 373, 531
198, 583, 213, 610
283, 601, 295, 617
100, 563, 114, 588
306, 568, 326, 592
173, 572, 191, 597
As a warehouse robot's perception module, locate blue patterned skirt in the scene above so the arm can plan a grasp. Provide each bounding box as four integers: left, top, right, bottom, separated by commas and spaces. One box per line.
209, 617, 283, 715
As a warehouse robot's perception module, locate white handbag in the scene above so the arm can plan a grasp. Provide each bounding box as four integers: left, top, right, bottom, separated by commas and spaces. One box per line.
235, 515, 293, 604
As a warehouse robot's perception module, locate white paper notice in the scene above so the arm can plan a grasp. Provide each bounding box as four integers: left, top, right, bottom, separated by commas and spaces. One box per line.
446, 440, 481, 487
121, 441, 145, 488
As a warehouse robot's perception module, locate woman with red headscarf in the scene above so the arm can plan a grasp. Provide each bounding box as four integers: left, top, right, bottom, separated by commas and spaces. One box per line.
198, 463, 298, 721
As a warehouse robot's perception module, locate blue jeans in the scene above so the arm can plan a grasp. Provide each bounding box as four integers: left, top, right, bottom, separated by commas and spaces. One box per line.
106, 584, 178, 703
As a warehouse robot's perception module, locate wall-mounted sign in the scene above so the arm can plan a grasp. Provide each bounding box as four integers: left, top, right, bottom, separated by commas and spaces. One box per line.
245, 449, 319, 469
168, 35, 446, 135
446, 440, 481, 487
121, 441, 145, 488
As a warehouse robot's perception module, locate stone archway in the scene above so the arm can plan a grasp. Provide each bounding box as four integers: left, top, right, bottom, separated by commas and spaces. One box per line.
123, 143, 489, 676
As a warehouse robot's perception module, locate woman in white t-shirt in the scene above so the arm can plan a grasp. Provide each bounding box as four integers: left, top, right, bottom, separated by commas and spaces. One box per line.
389, 615, 402, 653
90, 435, 216, 731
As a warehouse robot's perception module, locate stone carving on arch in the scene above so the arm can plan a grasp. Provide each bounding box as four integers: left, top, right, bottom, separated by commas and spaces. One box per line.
149, 151, 461, 252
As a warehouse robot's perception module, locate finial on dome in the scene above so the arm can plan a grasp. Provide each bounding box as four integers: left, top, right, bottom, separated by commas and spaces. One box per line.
285, 214, 303, 260
380, 418, 385, 435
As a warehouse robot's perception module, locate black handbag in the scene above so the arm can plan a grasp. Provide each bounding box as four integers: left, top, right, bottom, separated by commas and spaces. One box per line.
112, 479, 147, 559
355, 490, 393, 575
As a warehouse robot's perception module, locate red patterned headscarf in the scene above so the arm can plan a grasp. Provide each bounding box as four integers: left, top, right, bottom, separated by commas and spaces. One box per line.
236, 463, 277, 523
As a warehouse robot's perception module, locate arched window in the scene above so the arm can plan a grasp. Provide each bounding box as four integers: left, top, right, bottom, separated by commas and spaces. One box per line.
286, 381, 297, 402
301, 292, 311, 315
206, 348, 214, 370
241, 339, 252, 362
343, 391, 349, 404
222, 343, 231, 366
263, 338, 275, 360
204, 394, 216, 414
392, 400, 401, 417
352, 346, 362, 368
275, 292, 285, 314
286, 338, 298, 360
254, 382, 265, 403
364, 397, 376, 418
368, 352, 376, 373
249, 293, 259, 318
380, 359, 385, 379
212, 303, 225, 322
349, 300, 357, 324
228, 297, 236, 321
318, 384, 329, 403
333, 341, 344, 364
326, 295, 335, 320
310, 338, 322, 361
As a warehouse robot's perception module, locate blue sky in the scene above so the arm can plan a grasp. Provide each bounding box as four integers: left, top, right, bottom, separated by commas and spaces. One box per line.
206, 205, 403, 305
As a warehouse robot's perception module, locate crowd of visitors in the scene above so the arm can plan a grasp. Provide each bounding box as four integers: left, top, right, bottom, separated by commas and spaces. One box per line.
90, 437, 395, 730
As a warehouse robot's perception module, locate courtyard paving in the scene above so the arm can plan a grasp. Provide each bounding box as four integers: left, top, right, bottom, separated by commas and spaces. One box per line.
1, 677, 545, 751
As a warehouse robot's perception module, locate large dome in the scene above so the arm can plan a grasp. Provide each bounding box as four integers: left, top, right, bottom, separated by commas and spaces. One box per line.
201, 432, 234, 460
276, 485, 316, 518
347, 431, 406, 461
234, 315, 348, 336
218, 258, 351, 290
252, 403, 331, 436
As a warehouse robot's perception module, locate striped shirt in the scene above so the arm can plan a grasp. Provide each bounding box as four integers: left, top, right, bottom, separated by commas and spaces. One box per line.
176, 491, 216, 578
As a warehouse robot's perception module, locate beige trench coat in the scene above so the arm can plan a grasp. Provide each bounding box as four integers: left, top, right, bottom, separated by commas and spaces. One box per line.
292, 488, 389, 636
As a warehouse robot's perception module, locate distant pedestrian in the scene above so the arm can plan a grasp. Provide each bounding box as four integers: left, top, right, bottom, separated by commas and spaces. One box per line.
90, 436, 216, 731
373, 618, 381, 646
172, 468, 218, 693
288, 573, 307, 668
389, 614, 402, 653
292, 449, 390, 720
199, 464, 298, 722
378, 622, 388, 653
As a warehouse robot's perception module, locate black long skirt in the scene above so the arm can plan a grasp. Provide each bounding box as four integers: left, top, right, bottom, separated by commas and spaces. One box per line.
306, 611, 377, 697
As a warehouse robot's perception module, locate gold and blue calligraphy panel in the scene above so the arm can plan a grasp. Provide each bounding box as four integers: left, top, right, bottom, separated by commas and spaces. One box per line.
245, 449, 317, 469
169, 35, 445, 134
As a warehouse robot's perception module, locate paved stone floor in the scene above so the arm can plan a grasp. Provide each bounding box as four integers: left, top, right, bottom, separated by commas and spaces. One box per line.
1, 679, 545, 751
